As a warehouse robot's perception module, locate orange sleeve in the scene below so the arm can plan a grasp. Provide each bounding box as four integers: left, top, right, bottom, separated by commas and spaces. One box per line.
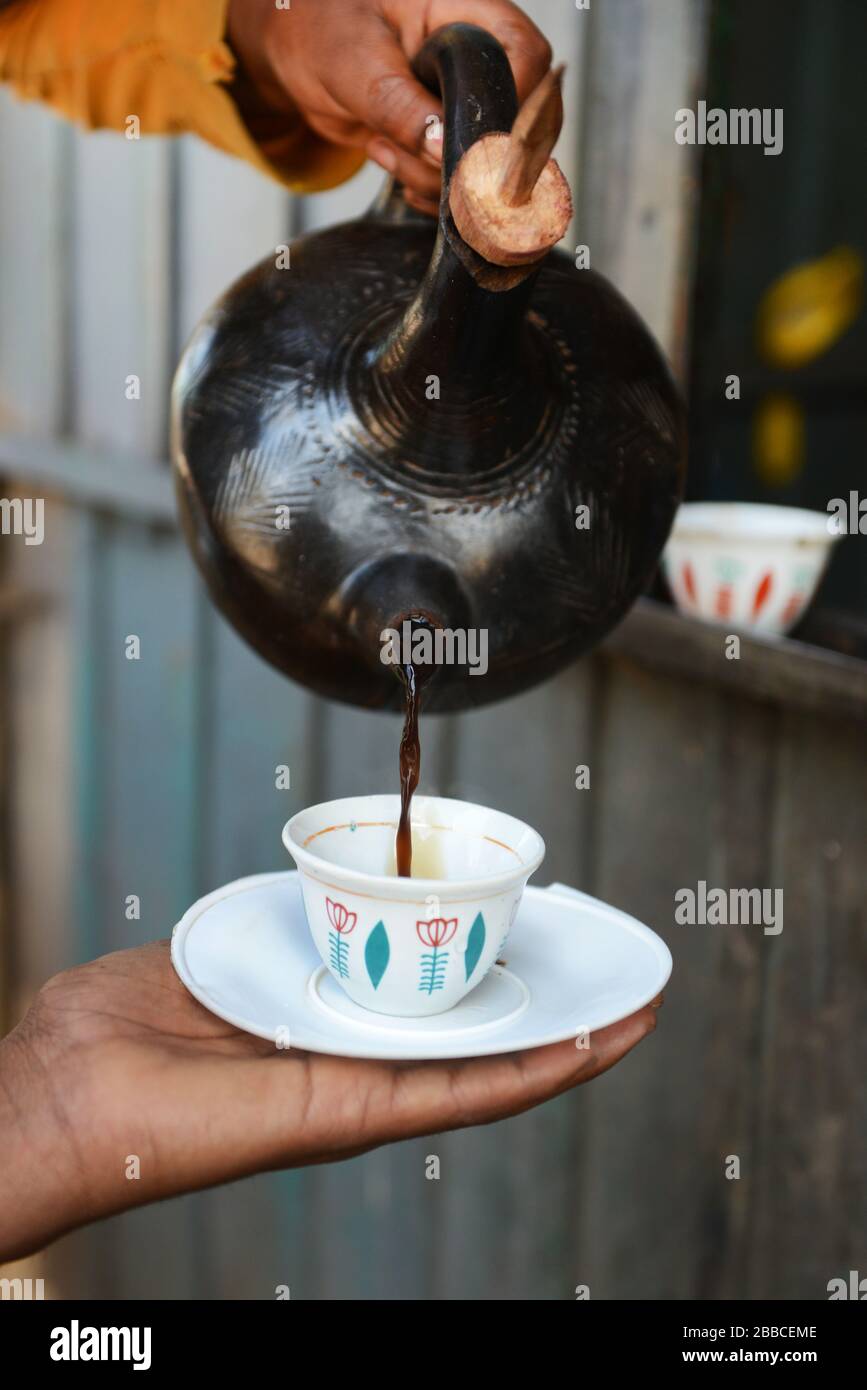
0, 0, 365, 191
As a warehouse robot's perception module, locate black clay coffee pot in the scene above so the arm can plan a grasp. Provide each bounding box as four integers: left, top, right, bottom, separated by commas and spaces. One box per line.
171, 23, 686, 712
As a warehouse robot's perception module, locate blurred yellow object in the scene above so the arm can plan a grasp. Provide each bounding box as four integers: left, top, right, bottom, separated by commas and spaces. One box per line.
753, 393, 805, 486
757, 247, 863, 368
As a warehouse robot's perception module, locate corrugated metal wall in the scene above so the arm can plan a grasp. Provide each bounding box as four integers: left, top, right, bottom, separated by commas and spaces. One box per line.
0, 1, 713, 1298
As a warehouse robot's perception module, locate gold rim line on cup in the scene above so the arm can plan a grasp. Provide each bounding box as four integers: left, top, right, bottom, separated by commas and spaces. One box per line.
301, 819, 521, 861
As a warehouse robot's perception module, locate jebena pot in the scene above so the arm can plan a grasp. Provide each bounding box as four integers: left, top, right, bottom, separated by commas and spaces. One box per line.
171, 22, 686, 713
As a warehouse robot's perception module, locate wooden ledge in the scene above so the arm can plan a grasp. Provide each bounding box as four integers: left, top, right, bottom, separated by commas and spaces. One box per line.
603, 597, 867, 724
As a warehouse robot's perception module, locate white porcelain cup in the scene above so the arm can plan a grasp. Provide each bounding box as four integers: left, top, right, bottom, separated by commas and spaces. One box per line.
663, 501, 840, 636
283, 795, 545, 1017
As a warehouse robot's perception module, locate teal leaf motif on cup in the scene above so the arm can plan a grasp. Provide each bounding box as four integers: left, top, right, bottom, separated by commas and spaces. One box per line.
464, 911, 486, 980
365, 920, 390, 990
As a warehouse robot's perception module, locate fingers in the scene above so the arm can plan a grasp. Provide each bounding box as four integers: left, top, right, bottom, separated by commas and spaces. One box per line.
403, 191, 440, 217
376, 1004, 658, 1141
572, 1006, 658, 1085
330, 3, 553, 201
367, 136, 442, 206
425, 0, 554, 103
262, 0, 555, 205
339, 32, 444, 162
312, 27, 444, 201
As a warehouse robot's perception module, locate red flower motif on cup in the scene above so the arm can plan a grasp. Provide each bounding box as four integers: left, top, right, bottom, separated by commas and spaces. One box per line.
326, 898, 357, 934
416, 917, 458, 948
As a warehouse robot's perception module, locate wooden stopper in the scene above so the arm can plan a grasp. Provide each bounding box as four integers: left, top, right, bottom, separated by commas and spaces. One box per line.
448, 66, 572, 268
499, 64, 565, 207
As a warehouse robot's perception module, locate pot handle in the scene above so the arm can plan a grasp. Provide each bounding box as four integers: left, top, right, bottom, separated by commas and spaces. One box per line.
413, 23, 519, 181
372, 22, 519, 224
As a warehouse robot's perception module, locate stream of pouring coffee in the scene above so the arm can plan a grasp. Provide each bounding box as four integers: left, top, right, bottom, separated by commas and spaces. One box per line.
394, 619, 436, 877
395, 658, 420, 877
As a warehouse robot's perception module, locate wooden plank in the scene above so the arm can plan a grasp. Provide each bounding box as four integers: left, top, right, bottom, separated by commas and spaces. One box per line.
577, 658, 721, 1299
0, 93, 66, 432
71, 128, 172, 455
447, 663, 596, 886
606, 598, 867, 725
0, 433, 175, 524
3, 497, 76, 1013
748, 709, 867, 1298
96, 521, 201, 950
579, 0, 710, 368
692, 695, 780, 1300
68, 512, 109, 969
175, 136, 292, 343
38, 506, 118, 1297
0, 545, 6, 1029
0, 87, 69, 1024
197, 616, 318, 888
193, 613, 322, 1299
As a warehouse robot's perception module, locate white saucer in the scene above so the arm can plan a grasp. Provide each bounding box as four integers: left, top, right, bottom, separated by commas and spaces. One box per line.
171, 872, 671, 1061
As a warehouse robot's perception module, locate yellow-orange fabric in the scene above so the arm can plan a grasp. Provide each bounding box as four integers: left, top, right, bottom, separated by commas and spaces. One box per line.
0, 0, 364, 190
